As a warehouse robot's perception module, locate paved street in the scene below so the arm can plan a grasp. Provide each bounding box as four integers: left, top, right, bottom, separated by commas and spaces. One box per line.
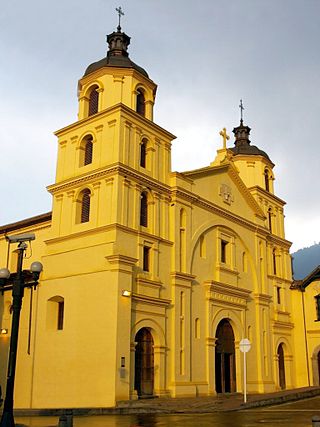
15, 396, 320, 426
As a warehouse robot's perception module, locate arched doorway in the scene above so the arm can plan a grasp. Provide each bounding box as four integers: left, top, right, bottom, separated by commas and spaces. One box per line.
277, 343, 286, 390
134, 328, 154, 397
215, 319, 236, 393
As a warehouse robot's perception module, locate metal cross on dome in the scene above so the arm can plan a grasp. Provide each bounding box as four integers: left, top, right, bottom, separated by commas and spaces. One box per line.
239, 99, 244, 124
116, 6, 124, 31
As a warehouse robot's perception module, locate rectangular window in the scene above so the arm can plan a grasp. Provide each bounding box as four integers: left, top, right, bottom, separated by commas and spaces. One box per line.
273, 250, 277, 275
221, 240, 228, 263
315, 295, 320, 321
57, 301, 64, 330
140, 192, 148, 227
276, 286, 281, 305
143, 246, 150, 272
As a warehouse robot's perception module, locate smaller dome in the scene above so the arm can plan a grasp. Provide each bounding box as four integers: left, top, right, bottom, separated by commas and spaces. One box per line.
83, 28, 149, 78
230, 143, 271, 161
84, 56, 149, 78
230, 121, 272, 162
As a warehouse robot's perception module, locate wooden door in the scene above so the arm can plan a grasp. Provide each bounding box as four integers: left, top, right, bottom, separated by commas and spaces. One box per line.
278, 343, 286, 390
135, 328, 154, 397
215, 319, 236, 393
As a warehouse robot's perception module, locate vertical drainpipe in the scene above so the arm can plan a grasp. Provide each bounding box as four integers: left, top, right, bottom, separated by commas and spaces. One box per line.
302, 289, 311, 386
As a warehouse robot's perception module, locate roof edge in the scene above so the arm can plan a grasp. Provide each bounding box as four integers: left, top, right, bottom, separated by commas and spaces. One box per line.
0, 212, 52, 235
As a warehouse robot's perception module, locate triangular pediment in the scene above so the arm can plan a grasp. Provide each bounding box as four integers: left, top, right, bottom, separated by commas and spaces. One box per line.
182, 162, 265, 222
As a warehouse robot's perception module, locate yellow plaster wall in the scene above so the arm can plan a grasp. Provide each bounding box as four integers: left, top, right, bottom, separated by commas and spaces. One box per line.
0, 36, 310, 409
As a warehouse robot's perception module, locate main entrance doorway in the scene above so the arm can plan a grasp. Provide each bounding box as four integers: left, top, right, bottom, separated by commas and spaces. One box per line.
134, 328, 154, 397
278, 343, 286, 390
215, 319, 236, 393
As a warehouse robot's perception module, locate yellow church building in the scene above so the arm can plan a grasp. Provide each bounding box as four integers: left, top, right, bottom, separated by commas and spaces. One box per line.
0, 22, 320, 410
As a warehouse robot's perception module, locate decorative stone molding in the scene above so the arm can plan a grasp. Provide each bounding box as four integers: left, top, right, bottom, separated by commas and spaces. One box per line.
205, 280, 251, 308
219, 183, 234, 205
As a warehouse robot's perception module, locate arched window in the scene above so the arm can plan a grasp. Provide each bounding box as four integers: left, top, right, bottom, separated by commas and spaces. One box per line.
84, 137, 93, 165
140, 138, 147, 168
140, 191, 148, 227
80, 189, 91, 223
272, 248, 277, 275
268, 207, 272, 232
136, 89, 145, 116
180, 209, 187, 272
47, 296, 64, 330
264, 168, 270, 192
79, 135, 94, 167
88, 85, 99, 116
315, 295, 320, 321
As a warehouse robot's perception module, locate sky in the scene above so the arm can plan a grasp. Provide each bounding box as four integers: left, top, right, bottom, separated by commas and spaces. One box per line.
1, 0, 319, 252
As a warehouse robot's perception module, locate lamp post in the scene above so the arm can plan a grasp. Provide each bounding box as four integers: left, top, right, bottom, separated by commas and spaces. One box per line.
0, 235, 42, 427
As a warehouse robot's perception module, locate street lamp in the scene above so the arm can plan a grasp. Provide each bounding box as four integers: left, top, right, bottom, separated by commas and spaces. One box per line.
0, 234, 43, 427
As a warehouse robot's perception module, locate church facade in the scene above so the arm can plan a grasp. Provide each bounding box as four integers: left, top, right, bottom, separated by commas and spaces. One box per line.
0, 24, 319, 409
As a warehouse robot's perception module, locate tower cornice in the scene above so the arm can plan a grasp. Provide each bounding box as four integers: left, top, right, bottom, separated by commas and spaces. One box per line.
54, 103, 176, 142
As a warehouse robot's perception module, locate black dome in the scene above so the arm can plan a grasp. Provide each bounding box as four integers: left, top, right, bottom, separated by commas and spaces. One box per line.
231, 121, 272, 162
83, 28, 148, 78
230, 144, 271, 161
84, 56, 149, 78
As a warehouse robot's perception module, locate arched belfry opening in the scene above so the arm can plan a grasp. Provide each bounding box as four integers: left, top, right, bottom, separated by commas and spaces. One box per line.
215, 319, 236, 393
277, 343, 286, 390
88, 85, 99, 116
136, 88, 146, 116
134, 328, 154, 398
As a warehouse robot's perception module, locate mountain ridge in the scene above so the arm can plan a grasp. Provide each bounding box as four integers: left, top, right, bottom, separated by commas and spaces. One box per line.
291, 242, 320, 280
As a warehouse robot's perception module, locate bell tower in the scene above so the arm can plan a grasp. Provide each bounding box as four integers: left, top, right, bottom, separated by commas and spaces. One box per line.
78, 25, 156, 122
48, 21, 175, 239
37, 16, 175, 407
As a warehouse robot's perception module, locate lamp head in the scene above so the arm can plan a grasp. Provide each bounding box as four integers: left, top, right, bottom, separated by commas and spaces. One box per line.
122, 290, 131, 297
30, 262, 43, 281
0, 268, 10, 280
6, 233, 35, 244
30, 262, 43, 273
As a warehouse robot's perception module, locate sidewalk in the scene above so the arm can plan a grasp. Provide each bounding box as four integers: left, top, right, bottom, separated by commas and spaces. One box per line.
12, 386, 320, 417
113, 386, 320, 414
